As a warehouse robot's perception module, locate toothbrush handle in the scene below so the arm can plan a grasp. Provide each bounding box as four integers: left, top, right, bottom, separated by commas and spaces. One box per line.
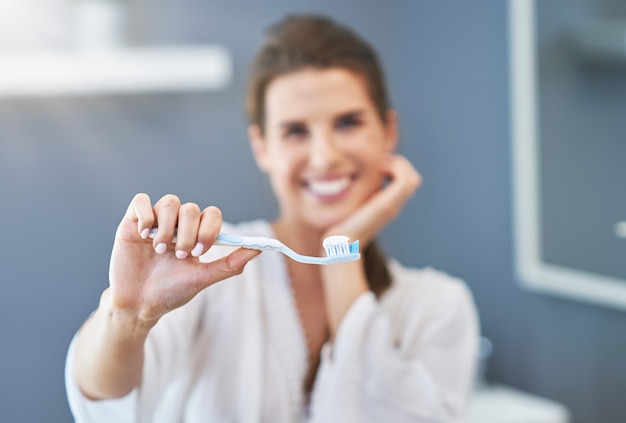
214, 232, 245, 247
148, 229, 281, 251
215, 233, 283, 251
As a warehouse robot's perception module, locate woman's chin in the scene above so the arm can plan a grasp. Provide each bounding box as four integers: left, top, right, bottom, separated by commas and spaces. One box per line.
303, 209, 354, 233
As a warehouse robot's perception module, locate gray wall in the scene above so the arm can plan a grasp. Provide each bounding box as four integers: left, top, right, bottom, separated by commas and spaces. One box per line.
1, 1, 625, 422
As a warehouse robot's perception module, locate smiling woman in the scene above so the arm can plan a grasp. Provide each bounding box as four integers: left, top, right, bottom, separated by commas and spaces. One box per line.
249, 68, 396, 233
65, 14, 479, 423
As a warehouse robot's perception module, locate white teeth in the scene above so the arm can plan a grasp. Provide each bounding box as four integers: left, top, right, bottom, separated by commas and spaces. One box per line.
308, 178, 350, 196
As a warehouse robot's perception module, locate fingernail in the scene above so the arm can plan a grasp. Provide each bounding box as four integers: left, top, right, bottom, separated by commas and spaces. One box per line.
191, 242, 204, 257
155, 243, 167, 254
140, 228, 150, 239
175, 250, 188, 259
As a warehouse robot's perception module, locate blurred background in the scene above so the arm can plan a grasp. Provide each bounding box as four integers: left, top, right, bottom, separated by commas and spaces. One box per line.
1, 0, 625, 422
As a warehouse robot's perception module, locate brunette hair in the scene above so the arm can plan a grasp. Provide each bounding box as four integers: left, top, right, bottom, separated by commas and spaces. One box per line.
246, 14, 392, 295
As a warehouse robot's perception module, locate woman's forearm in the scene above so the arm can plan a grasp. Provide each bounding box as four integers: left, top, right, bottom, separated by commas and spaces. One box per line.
73, 288, 155, 400
321, 260, 369, 339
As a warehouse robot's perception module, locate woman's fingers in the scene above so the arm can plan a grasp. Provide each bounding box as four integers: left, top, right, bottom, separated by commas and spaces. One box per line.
120, 193, 155, 241
194, 248, 261, 292
192, 206, 223, 257
151, 194, 181, 254
325, 155, 421, 245
120, 193, 225, 259
384, 156, 421, 212
173, 203, 202, 259
374, 155, 421, 223
358, 154, 421, 222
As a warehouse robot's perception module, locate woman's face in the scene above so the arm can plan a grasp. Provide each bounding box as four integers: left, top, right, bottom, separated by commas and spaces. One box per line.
250, 68, 397, 231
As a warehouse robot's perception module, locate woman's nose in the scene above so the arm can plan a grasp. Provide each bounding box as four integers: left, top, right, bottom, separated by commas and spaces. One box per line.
309, 134, 342, 169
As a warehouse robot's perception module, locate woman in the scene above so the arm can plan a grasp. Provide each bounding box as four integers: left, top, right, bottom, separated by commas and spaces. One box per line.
66, 14, 479, 423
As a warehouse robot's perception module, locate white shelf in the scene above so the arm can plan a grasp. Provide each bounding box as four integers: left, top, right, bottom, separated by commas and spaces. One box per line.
0, 45, 232, 97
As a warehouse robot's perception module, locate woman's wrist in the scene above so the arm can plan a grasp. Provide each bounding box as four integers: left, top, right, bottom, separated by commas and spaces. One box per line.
73, 288, 153, 400
99, 288, 159, 338
321, 260, 369, 339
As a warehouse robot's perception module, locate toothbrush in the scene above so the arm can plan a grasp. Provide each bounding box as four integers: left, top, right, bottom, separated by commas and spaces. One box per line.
148, 229, 360, 265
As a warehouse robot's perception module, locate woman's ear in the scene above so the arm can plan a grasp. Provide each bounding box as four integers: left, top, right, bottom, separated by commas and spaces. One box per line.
384, 109, 399, 153
248, 125, 270, 173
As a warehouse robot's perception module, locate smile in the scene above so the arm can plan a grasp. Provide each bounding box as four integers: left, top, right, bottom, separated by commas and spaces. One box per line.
307, 176, 352, 197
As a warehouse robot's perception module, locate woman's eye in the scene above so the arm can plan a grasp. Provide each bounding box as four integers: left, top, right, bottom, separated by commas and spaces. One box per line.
283, 125, 308, 140
336, 116, 362, 131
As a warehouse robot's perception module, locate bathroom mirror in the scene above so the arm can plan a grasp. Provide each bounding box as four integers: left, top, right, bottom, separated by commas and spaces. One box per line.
511, 0, 626, 310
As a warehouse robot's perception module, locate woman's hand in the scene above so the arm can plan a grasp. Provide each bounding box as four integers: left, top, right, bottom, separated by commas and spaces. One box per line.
324, 154, 421, 245
108, 193, 260, 326
319, 154, 420, 337
73, 193, 260, 400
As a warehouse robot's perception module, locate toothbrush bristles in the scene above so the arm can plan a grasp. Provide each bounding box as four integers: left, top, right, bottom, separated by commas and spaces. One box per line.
322, 238, 360, 257
325, 244, 349, 257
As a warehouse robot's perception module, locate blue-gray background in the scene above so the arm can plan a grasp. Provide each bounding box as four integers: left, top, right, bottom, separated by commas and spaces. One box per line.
1, 1, 625, 422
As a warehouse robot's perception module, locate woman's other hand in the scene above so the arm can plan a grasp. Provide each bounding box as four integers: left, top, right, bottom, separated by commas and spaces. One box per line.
323, 154, 421, 246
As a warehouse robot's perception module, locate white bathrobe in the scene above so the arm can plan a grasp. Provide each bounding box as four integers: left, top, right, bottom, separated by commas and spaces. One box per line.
66, 220, 479, 423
